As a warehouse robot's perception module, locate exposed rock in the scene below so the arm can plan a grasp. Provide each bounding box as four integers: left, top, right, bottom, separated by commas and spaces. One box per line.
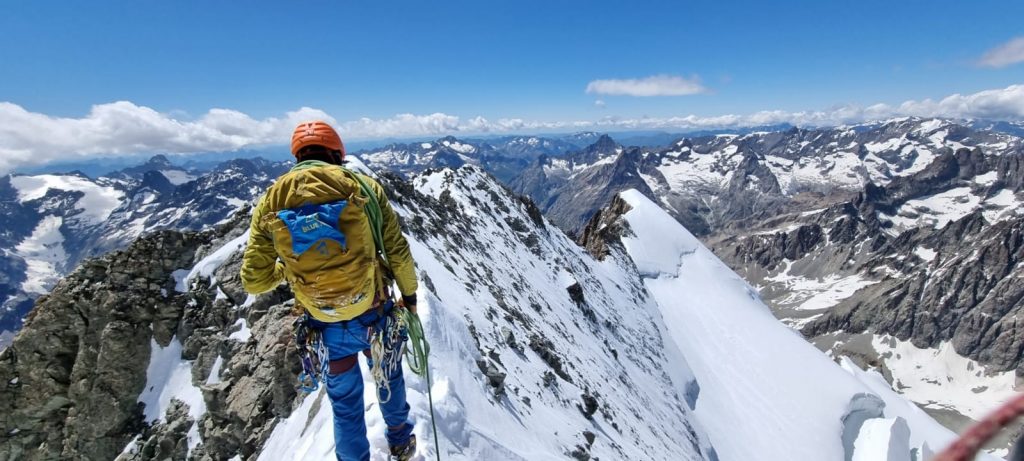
121, 400, 193, 461
726, 223, 824, 271
545, 146, 657, 237
0, 229, 205, 461
475, 357, 507, 396
578, 391, 599, 419
0, 204, 306, 461
529, 335, 572, 384
577, 194, 633, 261
802, 213, 1024, 374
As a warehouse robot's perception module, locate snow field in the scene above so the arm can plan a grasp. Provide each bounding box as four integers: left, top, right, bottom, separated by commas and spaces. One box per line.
883, 187, 982, 231
617, 189, 995, 461
870, 335, 1020, 421
656, 147, 734, 191
160, 170, 196, 186
14, 215, 68, 294
851, 417, 912, 461
766, 261, 879, 311
137, 337, 207, 456
882, 186, 1023, 233
10, 174, 125, 223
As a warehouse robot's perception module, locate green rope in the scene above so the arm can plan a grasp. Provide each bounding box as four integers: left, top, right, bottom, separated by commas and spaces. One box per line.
346, 167, 439, 458
344, 168, 390, 271
397, 307, 441, 461
397, 307, 429, 376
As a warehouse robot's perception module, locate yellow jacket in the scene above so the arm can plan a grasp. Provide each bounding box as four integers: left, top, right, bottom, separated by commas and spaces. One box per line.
240, 160, 417, 322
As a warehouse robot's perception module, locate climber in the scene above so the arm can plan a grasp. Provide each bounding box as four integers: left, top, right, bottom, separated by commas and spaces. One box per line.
240, 120, 419, 461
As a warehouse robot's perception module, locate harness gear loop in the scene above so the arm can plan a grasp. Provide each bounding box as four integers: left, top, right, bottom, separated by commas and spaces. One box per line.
293, 315, 329, 393
368, 302, 410, 404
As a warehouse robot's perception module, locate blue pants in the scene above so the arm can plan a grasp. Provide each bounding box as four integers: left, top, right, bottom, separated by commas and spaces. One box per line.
309, 303, 414, 461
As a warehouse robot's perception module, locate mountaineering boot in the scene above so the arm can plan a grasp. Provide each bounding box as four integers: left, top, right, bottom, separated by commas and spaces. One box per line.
389, 434, 417, 461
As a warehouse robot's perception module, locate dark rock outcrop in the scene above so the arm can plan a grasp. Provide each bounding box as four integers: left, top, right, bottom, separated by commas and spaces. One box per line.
0, 229, 205, 460
577, 194, 634, 261
0, 209, 305, 461
546, 147, 657, 236
802, 212, 1024, 375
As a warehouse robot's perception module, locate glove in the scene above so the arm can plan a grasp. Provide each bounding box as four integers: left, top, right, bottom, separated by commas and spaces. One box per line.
399, 293, 417, 314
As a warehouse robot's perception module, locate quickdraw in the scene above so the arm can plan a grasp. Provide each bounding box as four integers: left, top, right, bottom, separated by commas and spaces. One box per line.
293, 315, 329, 393
368, 305, 409, 404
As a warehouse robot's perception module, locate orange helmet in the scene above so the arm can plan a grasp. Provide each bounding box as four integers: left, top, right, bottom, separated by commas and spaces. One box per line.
290, 120, 345, 158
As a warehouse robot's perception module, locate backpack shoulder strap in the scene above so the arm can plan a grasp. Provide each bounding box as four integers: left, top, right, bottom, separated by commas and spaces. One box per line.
339, 167, 391, 271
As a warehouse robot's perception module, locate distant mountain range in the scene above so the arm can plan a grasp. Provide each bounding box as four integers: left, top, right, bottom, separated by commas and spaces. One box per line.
2, 117, 1022, 455
0, 156, 289, 345
1, 156, 997, 461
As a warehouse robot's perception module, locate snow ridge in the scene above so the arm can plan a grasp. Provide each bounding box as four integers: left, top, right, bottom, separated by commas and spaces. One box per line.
616, 189, 998, 461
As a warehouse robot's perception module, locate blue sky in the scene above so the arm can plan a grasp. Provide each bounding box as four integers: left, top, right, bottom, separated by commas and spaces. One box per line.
1, 1, 1024, 171
2, 0, 1022, 119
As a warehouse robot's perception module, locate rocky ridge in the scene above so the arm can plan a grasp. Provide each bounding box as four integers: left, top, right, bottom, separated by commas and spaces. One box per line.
710, 144, 1024, 377
0, 157, 290, 347
509, 118, 1020, 236
0, 164, 721, 460
0, 208, 307, 461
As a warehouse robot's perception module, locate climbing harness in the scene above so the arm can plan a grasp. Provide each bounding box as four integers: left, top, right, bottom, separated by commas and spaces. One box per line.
293, 315, 330, 393
933, 393, 1024, 461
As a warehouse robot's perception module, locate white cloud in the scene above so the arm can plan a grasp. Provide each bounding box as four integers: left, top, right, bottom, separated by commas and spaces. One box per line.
338, 113, 461, 139
0, 101, 332, 174
594, 99, 607, 109
586, 75, 708, 97
3, 83, 1024, 175
978, 37, 1024, 68
893, 84, 1024, 119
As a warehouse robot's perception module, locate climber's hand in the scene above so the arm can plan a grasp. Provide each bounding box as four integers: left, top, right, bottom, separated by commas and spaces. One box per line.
399, 294, 417, 315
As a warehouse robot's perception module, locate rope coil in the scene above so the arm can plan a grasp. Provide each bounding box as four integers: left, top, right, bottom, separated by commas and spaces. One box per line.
396, 307, 441, 461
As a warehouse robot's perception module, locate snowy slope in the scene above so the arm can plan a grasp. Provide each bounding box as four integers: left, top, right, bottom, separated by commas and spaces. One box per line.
614, 189, 1000, 461
10, 174, 125, 224
260, 165, 716, 460
135, 162, 718, 460
144, 166, 999, 461
13, 215, 67, 294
